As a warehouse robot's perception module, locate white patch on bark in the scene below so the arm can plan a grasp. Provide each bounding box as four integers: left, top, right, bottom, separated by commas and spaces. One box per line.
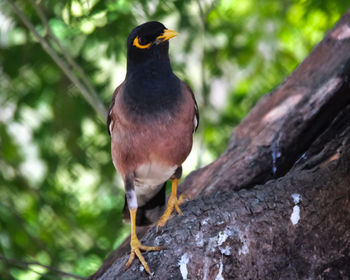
290, 193, 301, 225
217, 230, 230, 246
309, 77, 342, 109
291, 193, 301, 204
195, 231, 204, 247
178, 253, 189, 280
202, 225, 250, 279
203, 236, 219, 280
263, 94, 302, 124
296, 152, 307, 163
271, 136, 282, 174
215, 257, 224, 280
331, 24, 350, 40
238, 231, 250, 255
203, 229, 233, 280
201, 217, 210, 225
291, 206, 300, 225
219, 245, 231, 256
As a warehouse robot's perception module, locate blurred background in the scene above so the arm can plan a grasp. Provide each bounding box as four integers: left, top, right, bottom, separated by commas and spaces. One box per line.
0, 0, 348, 279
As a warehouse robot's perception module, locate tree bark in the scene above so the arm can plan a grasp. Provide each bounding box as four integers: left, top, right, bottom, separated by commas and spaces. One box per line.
89, 10, 350, 280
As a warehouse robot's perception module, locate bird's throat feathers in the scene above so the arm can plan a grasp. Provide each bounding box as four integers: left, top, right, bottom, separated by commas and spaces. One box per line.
123, 60, 182, 117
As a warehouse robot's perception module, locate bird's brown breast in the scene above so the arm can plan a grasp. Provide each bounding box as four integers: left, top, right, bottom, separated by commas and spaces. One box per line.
110, 83, 195, 182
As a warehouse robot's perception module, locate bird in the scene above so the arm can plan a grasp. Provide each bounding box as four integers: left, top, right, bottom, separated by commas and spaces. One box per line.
107, 21, 199, 274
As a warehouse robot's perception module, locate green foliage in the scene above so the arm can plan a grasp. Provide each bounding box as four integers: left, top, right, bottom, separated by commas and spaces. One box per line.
0, 0, 347, 278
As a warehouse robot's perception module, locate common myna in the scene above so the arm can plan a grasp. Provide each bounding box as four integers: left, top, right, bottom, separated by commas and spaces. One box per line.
107, 21, 199, 274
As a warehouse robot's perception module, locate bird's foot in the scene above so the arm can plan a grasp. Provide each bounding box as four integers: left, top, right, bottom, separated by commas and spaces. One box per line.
125, 235, 162, 274
157, 193, 185, 229
178, 193, 187, 204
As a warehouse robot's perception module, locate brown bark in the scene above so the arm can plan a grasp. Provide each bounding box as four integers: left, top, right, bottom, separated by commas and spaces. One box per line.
89, 10, 350, 280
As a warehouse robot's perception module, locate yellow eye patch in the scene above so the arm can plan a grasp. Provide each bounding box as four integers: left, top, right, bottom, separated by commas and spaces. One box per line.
133, 36, 151, 49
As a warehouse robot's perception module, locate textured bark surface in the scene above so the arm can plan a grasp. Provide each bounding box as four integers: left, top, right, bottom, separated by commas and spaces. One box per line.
89, 10, 350, 280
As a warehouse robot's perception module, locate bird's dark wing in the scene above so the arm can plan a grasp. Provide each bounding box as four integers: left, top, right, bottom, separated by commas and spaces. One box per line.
107, 83, 124, 136
182, 81, 199, 132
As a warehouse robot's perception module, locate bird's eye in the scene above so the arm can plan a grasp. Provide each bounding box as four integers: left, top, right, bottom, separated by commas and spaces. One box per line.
138, 37, 147, 45
133, 36, 152, 49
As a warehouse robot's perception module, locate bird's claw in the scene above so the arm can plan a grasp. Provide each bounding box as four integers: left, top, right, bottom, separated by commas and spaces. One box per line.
157, 194, 185, 229
125, 236, 162, 274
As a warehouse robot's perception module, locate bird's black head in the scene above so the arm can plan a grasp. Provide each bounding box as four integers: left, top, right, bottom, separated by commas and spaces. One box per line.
126, 21, 177, 69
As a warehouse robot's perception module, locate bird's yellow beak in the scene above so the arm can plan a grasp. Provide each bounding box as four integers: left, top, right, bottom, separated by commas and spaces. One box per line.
157, 29, 177, 42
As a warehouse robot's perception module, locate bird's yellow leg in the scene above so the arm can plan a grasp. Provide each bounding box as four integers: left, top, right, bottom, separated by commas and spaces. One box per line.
125, 209, 162, 274
157, 178, 184, 228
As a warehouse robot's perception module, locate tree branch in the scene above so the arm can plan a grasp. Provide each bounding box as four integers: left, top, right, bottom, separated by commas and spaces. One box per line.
0, 255, 86, 279
28, 0, 99, 105
181, 10, 350, 199
5, 0, 107, 120
88, 10, 350, 279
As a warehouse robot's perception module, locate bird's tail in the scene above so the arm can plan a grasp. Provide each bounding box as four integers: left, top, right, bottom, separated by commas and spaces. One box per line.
122, 182, 167, 226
